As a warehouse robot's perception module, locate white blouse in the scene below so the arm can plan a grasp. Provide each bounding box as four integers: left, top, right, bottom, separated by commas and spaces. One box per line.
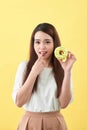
12, 61, 73, 112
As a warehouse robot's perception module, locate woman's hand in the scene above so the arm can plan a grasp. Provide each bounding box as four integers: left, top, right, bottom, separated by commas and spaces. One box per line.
31, 56, 47, 76
58, 52, 77, 73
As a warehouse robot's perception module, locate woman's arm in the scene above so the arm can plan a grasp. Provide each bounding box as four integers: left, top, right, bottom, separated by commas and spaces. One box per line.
16, 69, 37, 107
58, 71, 72, 108
15, 56, 47, 107
58, 52, 76, 108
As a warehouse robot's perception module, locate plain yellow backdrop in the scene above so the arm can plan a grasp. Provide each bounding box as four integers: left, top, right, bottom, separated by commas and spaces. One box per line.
0, 0, 87, 129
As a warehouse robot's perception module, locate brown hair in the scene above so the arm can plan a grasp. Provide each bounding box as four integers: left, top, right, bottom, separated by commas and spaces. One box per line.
23, 23, 64, 97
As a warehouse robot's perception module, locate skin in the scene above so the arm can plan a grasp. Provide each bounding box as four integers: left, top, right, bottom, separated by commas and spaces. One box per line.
34, 31, 54, 67
58, 52, 76, 108
16, 31, 76, 108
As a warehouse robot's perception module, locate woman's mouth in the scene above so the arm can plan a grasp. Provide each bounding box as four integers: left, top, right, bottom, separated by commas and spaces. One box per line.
39, 51, 47, 56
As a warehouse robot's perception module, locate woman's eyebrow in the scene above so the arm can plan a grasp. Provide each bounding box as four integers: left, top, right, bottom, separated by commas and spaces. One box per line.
34, 39, 40, 41
45, 39, 51, 40
44, 39, 53, 41
34, 38, 52, 41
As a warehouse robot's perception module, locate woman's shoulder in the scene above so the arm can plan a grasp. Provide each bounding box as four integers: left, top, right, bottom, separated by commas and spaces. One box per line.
19, 61, 28, 67
17, 61, 28, 72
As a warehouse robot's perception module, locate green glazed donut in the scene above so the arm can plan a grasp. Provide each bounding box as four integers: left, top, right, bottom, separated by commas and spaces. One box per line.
54, 46, 68, 62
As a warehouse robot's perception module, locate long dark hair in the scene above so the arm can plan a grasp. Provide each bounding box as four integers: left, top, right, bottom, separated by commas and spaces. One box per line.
23, 23, 64, 97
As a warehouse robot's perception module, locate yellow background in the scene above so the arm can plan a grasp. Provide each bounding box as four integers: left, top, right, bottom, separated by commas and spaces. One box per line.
0, 0, 87, 129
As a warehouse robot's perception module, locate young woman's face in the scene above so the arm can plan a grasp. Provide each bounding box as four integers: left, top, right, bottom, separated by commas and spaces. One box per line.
34, 31, 54, 61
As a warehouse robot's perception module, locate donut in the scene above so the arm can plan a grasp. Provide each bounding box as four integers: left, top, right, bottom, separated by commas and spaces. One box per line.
54, 46, 68, 62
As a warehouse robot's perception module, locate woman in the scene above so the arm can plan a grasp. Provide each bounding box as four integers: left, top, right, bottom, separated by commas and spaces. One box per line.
12, 23, 76, 130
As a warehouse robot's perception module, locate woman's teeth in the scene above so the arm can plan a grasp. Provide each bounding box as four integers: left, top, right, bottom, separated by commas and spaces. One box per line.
39, 51, 47, 56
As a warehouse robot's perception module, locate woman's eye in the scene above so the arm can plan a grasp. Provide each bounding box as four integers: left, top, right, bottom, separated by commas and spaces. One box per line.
46, 41, 51, 44
34, 41, 40, 44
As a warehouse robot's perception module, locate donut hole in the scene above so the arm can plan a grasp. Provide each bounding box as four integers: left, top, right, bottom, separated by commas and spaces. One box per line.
59, 50, 64, 55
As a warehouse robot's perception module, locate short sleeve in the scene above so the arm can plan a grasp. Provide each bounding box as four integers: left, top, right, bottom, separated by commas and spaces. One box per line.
12, 61, 27, 103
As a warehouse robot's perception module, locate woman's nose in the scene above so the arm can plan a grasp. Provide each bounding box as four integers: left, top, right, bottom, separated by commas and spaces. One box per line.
40, 43, 45, 49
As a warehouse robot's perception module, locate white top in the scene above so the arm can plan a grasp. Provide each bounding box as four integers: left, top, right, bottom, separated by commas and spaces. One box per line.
12, 61, 73, 112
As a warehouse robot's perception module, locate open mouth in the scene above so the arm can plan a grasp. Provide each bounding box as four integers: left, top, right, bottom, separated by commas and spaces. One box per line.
39, 51, 47, 56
